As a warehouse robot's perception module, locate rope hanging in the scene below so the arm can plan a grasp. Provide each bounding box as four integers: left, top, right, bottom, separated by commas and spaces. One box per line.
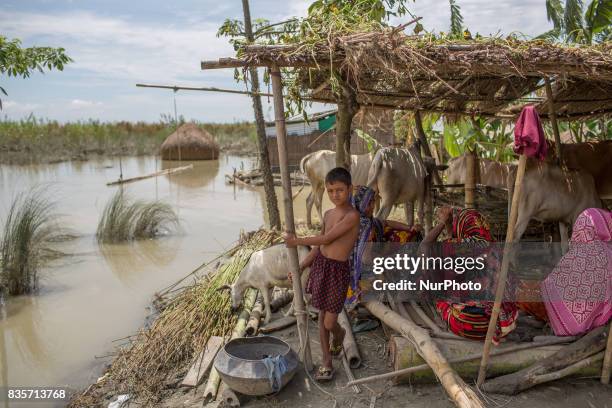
173, 88, 182, 162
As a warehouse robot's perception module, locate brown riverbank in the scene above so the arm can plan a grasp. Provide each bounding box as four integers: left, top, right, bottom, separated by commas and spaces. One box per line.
71, 300, 611, 408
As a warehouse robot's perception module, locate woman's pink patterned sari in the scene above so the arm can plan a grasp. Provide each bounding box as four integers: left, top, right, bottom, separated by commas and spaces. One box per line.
541, 208, 612, 336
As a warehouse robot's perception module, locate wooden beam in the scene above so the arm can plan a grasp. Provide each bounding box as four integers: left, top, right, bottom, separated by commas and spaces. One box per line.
201, 58, 251, 69
347, 336, 577, 387
270, 64, 312, 371
181, 336, 223, 387
544, 77, 563, 164
106, 164, 193, 186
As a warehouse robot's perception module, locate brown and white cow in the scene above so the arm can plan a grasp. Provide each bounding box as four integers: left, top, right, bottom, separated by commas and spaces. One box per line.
299, 150, 373, 228
555, 140, 612, 199
446, 154, 516, 189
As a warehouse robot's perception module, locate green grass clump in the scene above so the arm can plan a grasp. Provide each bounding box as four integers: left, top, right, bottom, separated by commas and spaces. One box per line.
96, 191, 179, 243
0, 188, 66, 296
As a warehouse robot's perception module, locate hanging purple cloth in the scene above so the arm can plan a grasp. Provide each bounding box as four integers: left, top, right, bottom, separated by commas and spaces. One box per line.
513, 105, 548, 161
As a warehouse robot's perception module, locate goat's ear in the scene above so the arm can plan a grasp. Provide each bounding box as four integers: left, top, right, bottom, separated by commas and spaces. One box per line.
217, 284, 232, 292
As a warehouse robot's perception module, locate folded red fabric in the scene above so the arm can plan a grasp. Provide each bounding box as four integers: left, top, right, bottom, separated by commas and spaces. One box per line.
513, 105, 548, 161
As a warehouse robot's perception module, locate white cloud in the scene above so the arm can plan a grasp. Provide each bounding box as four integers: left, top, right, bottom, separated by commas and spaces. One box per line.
70, 99, 102, 108
0, 10, 233, 82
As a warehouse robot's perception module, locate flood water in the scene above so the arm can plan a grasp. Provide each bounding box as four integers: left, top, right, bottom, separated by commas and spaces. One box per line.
0, 154, 316, 406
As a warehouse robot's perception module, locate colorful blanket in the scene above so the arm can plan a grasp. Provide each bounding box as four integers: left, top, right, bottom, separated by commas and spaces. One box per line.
541, 208, 612, 336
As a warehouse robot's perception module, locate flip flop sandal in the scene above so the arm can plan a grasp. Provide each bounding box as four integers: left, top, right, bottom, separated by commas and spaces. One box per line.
314, 366, 335, 382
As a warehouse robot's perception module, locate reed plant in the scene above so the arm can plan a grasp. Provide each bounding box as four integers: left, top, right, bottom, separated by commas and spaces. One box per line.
96, 191, 179, 243
0, 187, 65, 296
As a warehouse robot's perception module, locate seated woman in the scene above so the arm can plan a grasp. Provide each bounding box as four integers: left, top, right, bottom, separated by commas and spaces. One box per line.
346, 185, 422, 308
540, 208, 611, 336
422, 206, 518, 343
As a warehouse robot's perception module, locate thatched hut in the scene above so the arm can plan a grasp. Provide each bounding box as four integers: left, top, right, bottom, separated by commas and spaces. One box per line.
160, 123, 219, 160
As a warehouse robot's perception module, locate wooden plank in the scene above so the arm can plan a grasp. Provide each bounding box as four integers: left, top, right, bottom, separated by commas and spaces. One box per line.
181, 335, 223, 388
106, 164, 193, 186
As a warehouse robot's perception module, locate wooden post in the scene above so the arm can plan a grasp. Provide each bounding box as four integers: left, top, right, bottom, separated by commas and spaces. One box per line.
365, 301, 485, 408
477, 154, 528, 386
242, 0, 281, 230
544, 78, 563, 165
335, 81, 359, 169
464, 149, 476, 208
602, 323, 612, 384
270, 65, 312, 370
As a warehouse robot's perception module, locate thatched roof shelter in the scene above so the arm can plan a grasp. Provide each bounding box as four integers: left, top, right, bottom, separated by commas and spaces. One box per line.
160, 123, 219, 160
202, 30, 612, 120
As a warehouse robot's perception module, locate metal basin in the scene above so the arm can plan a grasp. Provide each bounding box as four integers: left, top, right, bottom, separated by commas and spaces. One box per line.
213, 336, 299, 396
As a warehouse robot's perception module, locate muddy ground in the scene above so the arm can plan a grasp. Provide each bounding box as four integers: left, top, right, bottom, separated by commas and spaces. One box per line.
112, 305, 612, 408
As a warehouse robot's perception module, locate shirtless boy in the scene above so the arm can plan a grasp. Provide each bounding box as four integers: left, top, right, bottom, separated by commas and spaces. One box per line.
284, 167, 360, 382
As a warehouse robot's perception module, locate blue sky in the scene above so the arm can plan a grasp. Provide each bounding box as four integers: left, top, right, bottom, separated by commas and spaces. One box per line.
1, 0, 553, 123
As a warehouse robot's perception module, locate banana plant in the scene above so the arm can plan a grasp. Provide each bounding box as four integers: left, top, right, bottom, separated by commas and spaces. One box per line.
443, 117, 515, 162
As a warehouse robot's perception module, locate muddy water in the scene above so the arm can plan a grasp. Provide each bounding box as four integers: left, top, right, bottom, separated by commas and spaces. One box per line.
0, 155, 318, 406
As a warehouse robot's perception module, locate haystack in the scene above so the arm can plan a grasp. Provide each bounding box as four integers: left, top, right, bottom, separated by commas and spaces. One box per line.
160, 123, 219, 160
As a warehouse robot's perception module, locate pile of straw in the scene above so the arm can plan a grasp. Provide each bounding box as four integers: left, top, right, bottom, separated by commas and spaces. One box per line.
71, 229, 279, 405
160, 123, 220, 161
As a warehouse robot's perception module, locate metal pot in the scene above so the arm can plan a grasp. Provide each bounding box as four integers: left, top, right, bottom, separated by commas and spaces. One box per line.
213, 336, 299, 396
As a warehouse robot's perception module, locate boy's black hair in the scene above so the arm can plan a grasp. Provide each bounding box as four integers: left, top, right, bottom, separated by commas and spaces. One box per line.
325, 167, 352, 187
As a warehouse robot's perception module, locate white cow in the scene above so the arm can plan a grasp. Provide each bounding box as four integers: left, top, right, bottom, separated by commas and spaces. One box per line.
218, 244, 310, 323
300, 150, 373, 228
366, 144, 430, 227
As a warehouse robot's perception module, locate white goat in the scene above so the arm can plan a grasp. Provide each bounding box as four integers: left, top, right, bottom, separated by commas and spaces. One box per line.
218, 244, 311, 323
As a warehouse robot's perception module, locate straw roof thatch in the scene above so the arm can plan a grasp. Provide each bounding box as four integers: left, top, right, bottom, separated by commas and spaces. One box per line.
202, 29, 612, 120
160, 123, 219, 160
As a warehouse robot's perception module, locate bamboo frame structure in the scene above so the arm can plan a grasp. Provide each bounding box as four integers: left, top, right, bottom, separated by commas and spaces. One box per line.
270, 65, 313, 371
198, 27, 612, 404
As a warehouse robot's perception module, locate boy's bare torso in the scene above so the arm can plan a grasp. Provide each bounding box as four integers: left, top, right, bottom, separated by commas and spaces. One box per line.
320, 206, 360, 262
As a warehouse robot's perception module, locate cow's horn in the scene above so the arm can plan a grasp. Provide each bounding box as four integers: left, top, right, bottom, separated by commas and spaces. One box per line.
217, 284, 232, 292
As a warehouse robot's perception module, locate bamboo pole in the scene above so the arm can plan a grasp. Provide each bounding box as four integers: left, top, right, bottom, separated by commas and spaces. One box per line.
106, 164, 193, 186
347, 336, 576, 387
544, 78, 563, 165
476, 154, 528, 386
338, 309, 361, 369
365, 301, 485, 408
464, 149, 476, 208
245, 293, 264, 336
270, 65, 312, 371
136, 83, 274, 97
204, 289, 258, 401
601, 323, 612, 384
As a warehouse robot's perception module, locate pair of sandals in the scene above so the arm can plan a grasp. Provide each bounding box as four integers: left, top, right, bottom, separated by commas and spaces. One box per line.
314, 328, 345, 382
